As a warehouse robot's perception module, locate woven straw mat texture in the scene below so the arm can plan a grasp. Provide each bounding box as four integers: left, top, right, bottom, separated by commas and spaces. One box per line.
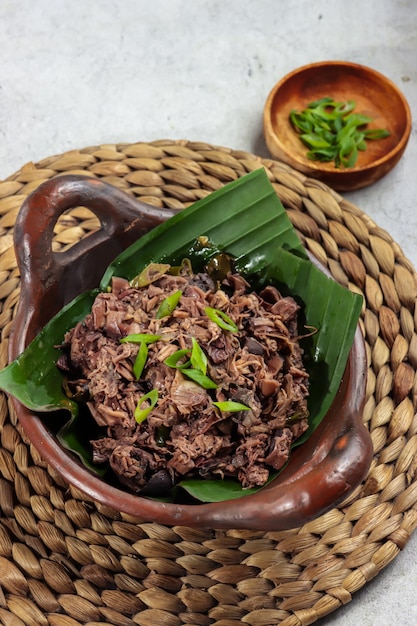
0, 139, 417, 626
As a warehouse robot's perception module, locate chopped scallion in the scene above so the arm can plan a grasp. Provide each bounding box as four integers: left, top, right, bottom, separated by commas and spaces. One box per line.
190, 337, 207, 375
156, 290, 183, 319
213, 401, 251, 412
204, 306, 238, 332
290, 97, 390, 169
163, 348, 191, 369
182, 368, 218, 389
134, 389, 159, 423
120, 333, 161, 344
133, 341, 148, 380
163, 338, 214, 389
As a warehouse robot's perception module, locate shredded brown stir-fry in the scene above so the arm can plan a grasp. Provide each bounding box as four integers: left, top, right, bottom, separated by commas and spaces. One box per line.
58, 262, 310, 494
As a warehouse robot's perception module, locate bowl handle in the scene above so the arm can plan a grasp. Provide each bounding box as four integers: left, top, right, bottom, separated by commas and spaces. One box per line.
11, 174, 175, 353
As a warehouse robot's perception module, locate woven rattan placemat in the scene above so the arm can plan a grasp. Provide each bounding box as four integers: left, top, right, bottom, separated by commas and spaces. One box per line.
1, 139, 417, 626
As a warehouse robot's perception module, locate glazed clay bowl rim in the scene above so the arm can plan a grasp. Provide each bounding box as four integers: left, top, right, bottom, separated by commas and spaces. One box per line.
8, 175, 373, 531
263, 60, 412, 191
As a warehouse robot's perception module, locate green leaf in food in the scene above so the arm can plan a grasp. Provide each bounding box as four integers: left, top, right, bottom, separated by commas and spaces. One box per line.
213, 401, 251, 412
182, 368, 218, 389
190, 338, 207, 375
130, 263, 171, 287
164, 339, 209, 384
178, 477, 260, 502
133, 341, 148, 380
0, 168, 362, 503
163, 349, 191, 369
204, 307, 238, 332
134, 389, 159, 423
156, 290, 183, 319
120, 333, 161, 344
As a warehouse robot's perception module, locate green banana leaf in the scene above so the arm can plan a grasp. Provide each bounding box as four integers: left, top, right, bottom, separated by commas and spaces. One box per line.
99, 167, 307, 289
0, 168, 363, 502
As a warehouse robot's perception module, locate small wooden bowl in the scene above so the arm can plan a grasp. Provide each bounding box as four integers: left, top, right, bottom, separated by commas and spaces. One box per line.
263, 61, 412, 191
8, 175, 373, 531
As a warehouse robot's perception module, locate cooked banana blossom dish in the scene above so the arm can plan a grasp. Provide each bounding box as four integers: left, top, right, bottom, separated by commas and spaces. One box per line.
57, 261, 310, 495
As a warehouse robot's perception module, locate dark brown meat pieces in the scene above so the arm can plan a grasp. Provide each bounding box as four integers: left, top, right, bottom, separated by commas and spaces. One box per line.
59, 268, 309, 493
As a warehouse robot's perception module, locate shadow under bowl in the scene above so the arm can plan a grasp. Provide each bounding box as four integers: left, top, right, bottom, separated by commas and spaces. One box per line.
8, 175, 373, 530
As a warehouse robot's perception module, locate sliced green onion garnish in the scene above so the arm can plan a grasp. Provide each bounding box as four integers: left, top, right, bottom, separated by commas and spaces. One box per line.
120, 333, 161, 344
213, 401, 251, 412
156, 290, 183, 319
134, 389, 159, 423
163, 348, 191, 369
289, 97, 390, 169
133, 342, 148, 380
182, 368, 218, 389
190, 337, 207, 375
204, 307, 238, 332
364, 128, 391, 140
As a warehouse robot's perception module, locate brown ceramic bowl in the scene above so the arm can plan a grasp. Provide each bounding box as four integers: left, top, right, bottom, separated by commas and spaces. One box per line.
263, 61, 412, 191
8, 175, 373, 531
